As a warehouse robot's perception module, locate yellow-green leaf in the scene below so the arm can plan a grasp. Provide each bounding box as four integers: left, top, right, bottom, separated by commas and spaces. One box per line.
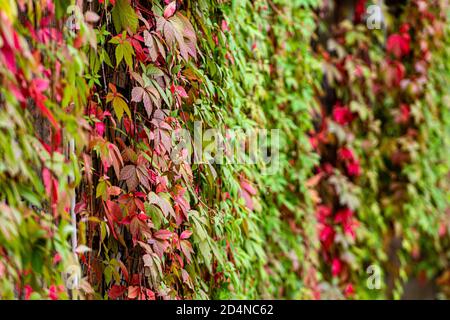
112, 96, 131, 121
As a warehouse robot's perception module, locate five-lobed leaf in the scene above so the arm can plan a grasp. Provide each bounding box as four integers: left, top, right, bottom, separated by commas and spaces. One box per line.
112, 96, 131, 121
114, 39, 134, 69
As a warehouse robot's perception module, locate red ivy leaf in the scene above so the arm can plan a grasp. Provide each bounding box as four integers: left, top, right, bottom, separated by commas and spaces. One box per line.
180, 230, 192, 240
345, 283, 355, 297
42, 167, 58, 215
153, 229, 172, 240
108, 285, 126, 299
148, 191, 176, 218
239, 178, 257, 211
354, 0, 367, 23
332, 103, 354, 125
127, 286, 139, 299
42, 167, 53, 197
387, 34, 411, 58
221, 19, 229, 32
332, 258, 343, 277
95, 122, 105, 136
175, 85, 188, 98
153, 239, 170, 257
386, 60, 406, 86
338, 147, 355, 162
163, 1, 177, 19
119, 165, 139, 191
105, 200, 123, 223
145, 289, 156, 300
346, 161, 361, 177
131, 87, 145, 103
180, 240, 193, 263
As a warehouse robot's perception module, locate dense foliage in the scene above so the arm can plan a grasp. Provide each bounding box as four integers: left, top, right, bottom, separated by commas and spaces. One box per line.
313, 0, 450, 299
0, 0, 449, 300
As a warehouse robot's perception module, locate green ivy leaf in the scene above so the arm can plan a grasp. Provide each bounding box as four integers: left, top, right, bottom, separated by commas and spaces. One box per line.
114, 38, 134, 69
112, 96, 131, 121
111, 0, 139, 34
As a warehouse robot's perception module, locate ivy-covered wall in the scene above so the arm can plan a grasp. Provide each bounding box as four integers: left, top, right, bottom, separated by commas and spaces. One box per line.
0, 0, 449, 300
